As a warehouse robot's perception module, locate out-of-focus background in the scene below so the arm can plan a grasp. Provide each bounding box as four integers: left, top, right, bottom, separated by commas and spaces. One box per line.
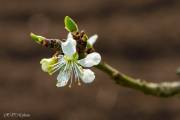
1, 0, 180, 120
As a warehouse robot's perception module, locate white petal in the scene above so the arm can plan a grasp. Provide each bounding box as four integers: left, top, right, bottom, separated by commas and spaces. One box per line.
81, 69, 95, 83
88, 34, 98, 46
78, 52, 101, 67
67, 32, 73, 38
61, 37, 76, 56
56, 71, 70, 87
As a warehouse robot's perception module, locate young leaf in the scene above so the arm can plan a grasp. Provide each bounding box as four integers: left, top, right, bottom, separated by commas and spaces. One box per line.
30, 33, 45, 44
64, 16, 78, 32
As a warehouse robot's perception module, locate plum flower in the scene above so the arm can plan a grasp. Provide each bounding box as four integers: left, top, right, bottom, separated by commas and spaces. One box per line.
40, 33, 101, 87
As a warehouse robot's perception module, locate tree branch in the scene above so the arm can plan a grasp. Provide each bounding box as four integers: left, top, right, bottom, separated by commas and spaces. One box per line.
96, 62, 180, 97
30, 32, 180, 97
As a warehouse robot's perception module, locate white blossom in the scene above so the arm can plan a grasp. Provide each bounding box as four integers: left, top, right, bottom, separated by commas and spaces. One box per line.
40, 33, 101, 87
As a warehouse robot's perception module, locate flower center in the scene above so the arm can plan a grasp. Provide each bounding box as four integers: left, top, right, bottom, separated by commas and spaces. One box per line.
64, 55, 74, 62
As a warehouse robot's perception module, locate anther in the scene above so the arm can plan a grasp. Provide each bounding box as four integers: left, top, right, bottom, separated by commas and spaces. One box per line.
68, 85, 72, 88
78, 80, 81, 86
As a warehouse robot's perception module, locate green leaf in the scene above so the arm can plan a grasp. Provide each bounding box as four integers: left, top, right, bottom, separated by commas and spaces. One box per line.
64, 16, 78, 32
30, 33, 45, 44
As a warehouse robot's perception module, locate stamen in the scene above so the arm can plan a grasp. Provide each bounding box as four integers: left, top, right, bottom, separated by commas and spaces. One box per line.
50, 67, 60, 75
57, 55, 63, 59
50, 62, 59, 67
74, 63, 83, 86
68, 62, 73, 88
63, 61, 72, 87
49, 61, 66, 75
51, 60, 64, 67
78, 79, 81, 86
72, 63, 78, 83
51, 64, 60, 70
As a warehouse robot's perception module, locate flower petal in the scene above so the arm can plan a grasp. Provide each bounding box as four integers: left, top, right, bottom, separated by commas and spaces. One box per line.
81, 69, 95, 83
61, 37, 76, 56
88, 34, 98, 46
78, 52, 101, 67
56, 71, 70, 87
67, 32, 73, 38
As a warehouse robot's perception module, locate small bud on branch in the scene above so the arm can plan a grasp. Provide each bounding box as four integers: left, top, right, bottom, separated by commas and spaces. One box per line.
30, 33, 61, 49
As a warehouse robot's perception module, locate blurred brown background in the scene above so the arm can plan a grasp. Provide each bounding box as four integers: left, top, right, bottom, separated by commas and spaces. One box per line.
1, 0, 180, 120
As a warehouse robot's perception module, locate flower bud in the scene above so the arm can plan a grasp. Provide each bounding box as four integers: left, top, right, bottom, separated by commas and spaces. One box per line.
30, 33, 45, 44
40, 57, 58, 75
